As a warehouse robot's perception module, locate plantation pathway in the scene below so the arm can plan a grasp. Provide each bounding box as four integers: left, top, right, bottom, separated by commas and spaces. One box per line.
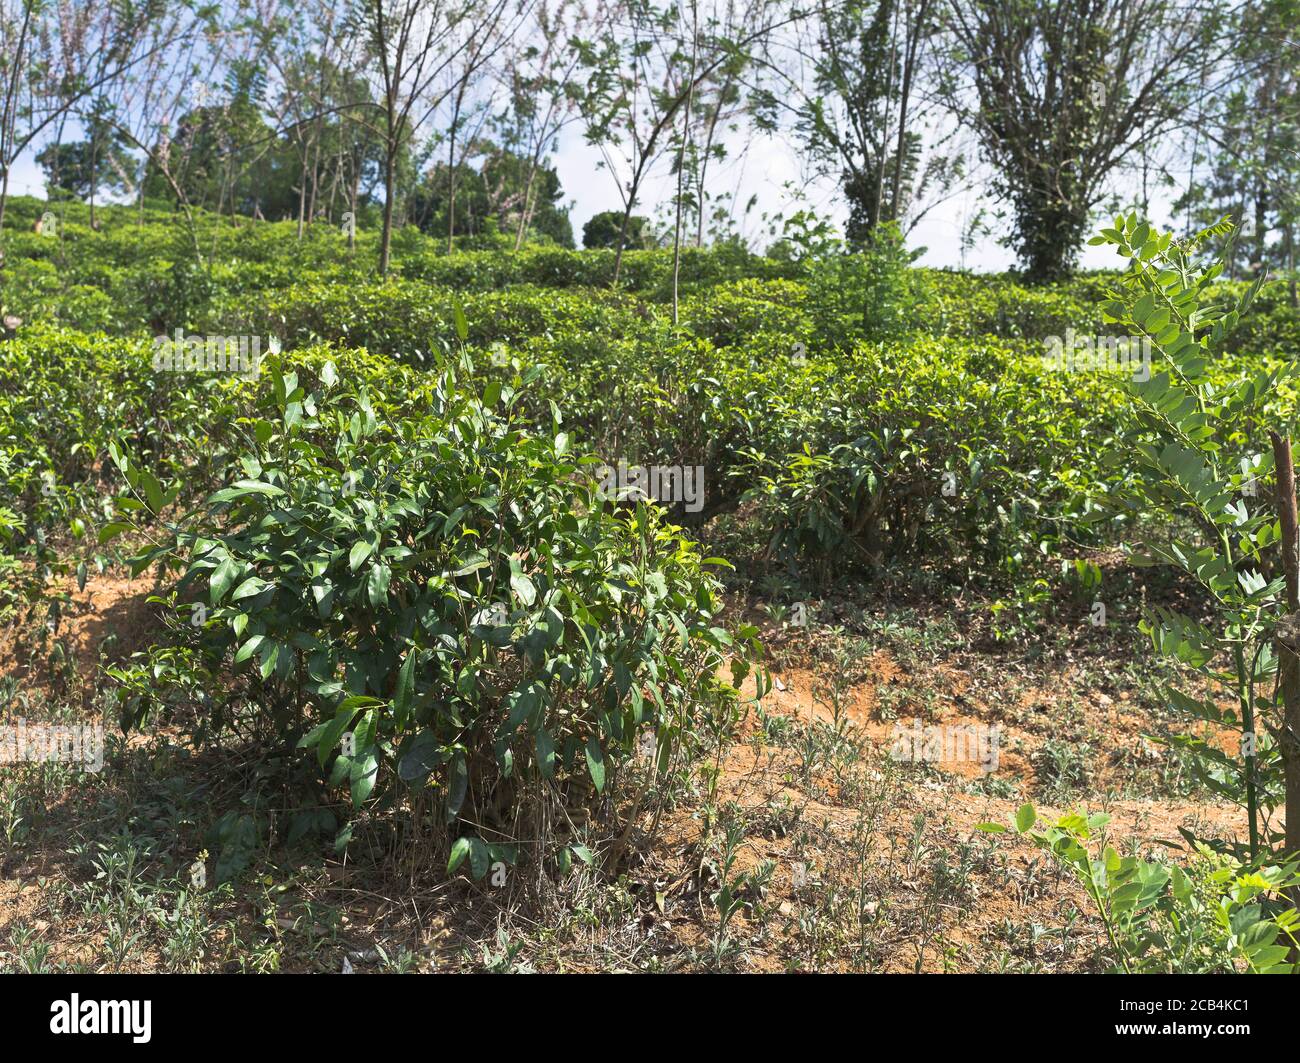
643, 666, 1246, 971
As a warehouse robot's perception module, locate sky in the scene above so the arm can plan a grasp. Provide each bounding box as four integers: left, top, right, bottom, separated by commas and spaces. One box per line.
548, 119, 1179, 270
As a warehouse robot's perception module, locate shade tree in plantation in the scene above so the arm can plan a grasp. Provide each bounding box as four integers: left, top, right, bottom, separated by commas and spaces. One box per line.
36, 98, 137, 217
1173, 0, 1300, 293
939, 0, 1232, 282
755, 0, 962, 248
583, 208, 655, 247
358, 0, 478, 274
409, 146, 575, 247
491, 0, 590, 250
572, 0, 787, 287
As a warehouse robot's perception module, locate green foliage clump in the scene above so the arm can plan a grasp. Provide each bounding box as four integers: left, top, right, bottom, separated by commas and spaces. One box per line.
105, 349, 759, 875
1092, 213, 1293, 855
582, 210, 655, 250
0, 325, 236, 618
985, 804, 1300, 974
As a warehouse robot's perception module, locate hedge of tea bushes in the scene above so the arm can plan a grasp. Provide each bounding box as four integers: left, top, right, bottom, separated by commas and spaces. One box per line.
0, 319, 468, 615
488, 327, 1132, 582
6, 194, 1300, 600
6, 194, 1298, 348
210, 277, 652, 364
0, 320, 1121, 623
0, 325, 211, 614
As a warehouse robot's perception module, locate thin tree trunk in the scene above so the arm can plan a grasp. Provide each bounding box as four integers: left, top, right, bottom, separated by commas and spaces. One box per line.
326, 157, 339, 221
871, 3, 900, 233
889, 0, 927, 222
1288, 222, 1297, 308
380, 139, 396, 275
613, 190, 636, 288
349, 158, 360, 254
307, 112, 323, 226
513, 159, 539, 252
0, 4, 33, 237
1270, 431, 1300, 860
671, 3, 698, 326
693, 73, 730, 248
445, 85, 466, 254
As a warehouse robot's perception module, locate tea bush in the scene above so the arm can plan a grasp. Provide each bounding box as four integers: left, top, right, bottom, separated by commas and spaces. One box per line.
10, 198, 1294, 609
106, 349, 759, 874
0, 325, 238, 617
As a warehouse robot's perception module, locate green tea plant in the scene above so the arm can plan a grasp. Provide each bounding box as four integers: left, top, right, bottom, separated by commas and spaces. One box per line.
741, 336, 1119, 586
804, 221, 920, 345
982, 804, 1300, 973
105, 348, 762, 879
0, 325, 225, 621
1092, 214, 1295, 857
